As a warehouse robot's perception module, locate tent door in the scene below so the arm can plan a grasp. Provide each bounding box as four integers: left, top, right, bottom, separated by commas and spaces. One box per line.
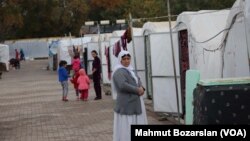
53, 54, 57, 71
83, 47, 88, 71
178, 30, 190, 114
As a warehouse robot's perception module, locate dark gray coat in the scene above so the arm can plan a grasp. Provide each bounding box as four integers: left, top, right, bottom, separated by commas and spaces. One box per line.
113, 68, 142, 115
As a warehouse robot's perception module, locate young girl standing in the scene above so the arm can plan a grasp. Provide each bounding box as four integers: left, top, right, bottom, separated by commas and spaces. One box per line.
58, 60, 69, 101
77, 69, 90, 101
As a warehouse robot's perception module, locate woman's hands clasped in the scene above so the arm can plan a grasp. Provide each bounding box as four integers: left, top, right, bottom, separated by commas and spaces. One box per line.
138, 87, 145, 96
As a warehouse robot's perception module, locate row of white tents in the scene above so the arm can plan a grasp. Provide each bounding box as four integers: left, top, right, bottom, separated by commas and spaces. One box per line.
1, 0, 249, 122
4, 37, 62, 59
98, 0, 249, 115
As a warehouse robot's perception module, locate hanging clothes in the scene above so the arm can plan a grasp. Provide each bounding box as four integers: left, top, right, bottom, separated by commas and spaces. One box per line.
121, 36, 127, 51
124, 27, 132, 43
113, 27, 132, 58
113, 41, 121, 57
105, 46, 111, 80
120, 27, 132, 51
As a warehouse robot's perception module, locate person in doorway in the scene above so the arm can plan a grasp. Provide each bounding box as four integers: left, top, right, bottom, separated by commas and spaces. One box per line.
77, 68, 90, 101
20, 48, 25, 61
58, 60, 69, 101
91, 50, 102, 100
15, 49, 19, 60
112, 50, 148, 141
15, 49, 20, 69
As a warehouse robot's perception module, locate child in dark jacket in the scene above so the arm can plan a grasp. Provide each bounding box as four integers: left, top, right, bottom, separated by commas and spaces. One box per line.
58, 60, 69, 101
70, 70, 80, 100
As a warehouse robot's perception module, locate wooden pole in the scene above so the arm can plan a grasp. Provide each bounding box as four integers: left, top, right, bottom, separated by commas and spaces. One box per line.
167, 0, 181, 124
129, 13, 138, 75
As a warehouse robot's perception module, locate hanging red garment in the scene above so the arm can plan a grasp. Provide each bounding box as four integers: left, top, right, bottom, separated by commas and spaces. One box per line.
113, 41, 121, 57
121, 36, 127, 51
120, 27, 132, 51
125, 27, 132, 43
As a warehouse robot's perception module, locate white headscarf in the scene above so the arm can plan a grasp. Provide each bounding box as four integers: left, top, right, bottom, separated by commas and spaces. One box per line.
111, 50, 138, 100
113, 50, 138, 84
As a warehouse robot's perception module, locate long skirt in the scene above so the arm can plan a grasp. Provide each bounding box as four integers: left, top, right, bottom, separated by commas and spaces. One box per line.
113, 96, 148, 141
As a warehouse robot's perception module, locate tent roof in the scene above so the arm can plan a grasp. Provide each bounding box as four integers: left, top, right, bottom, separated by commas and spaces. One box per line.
112, 30, 125, 37
84, 33, 113, 42
176, 10, 230, 45
0, 44, 8, 47
142, 21, 176, 35
221, 0, 245, 41
49, 37, 92, 55
4, 37, 67, 44
174, 10, 230, 79
111, 28, 143, 37
220, 0, 250, 78
59, 37, 92, 46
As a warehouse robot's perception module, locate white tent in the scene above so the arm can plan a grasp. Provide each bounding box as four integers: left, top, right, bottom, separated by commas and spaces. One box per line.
86, 42, 99, 75
111, 30, 126, 37
109, 28, 143, 72
141, 10, 229, 114
142, 21, 176, 34
98, 33, 112, 84
48, 40, 60, 70
109, 28, 147, 100
142, 22, 182, 114
222, 0, 250, 77
175, 10, 230, 79
0, 44, 10, 71
4, 38, 60, 59
101, 41, 111, 84
86, 33, 112, 76
57, 37, 92, 66
246, 0, 250, 58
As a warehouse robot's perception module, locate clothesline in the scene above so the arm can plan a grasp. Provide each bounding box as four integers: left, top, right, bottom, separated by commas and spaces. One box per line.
104, 27, 132, 80
131, 7, 240, 22
132, 15, 178, 22
106, 27, 131, 55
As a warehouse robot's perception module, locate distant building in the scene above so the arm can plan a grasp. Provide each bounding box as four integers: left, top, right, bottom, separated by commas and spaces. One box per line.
80, 22, 128, 36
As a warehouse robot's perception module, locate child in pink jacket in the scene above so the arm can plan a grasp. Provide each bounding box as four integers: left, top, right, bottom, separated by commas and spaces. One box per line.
77, 69, 90, 101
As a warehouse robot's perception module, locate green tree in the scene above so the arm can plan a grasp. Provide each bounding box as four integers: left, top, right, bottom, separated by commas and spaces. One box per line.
89, 0, 126, 22
18, 0, 89, 38
129, 0, 167, 18
0, 0, 23, 41
89, 0, 168, 25
0, 0, 237, 40
170, 0, 235, 15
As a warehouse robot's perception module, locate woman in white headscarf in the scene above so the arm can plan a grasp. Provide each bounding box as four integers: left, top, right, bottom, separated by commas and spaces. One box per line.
112, 50, 148, 141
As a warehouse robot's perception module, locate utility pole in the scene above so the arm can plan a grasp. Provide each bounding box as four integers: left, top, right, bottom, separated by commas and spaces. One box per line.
129, 13, 138, 75
97, 23, 103, 81
167, 0, 181, 124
